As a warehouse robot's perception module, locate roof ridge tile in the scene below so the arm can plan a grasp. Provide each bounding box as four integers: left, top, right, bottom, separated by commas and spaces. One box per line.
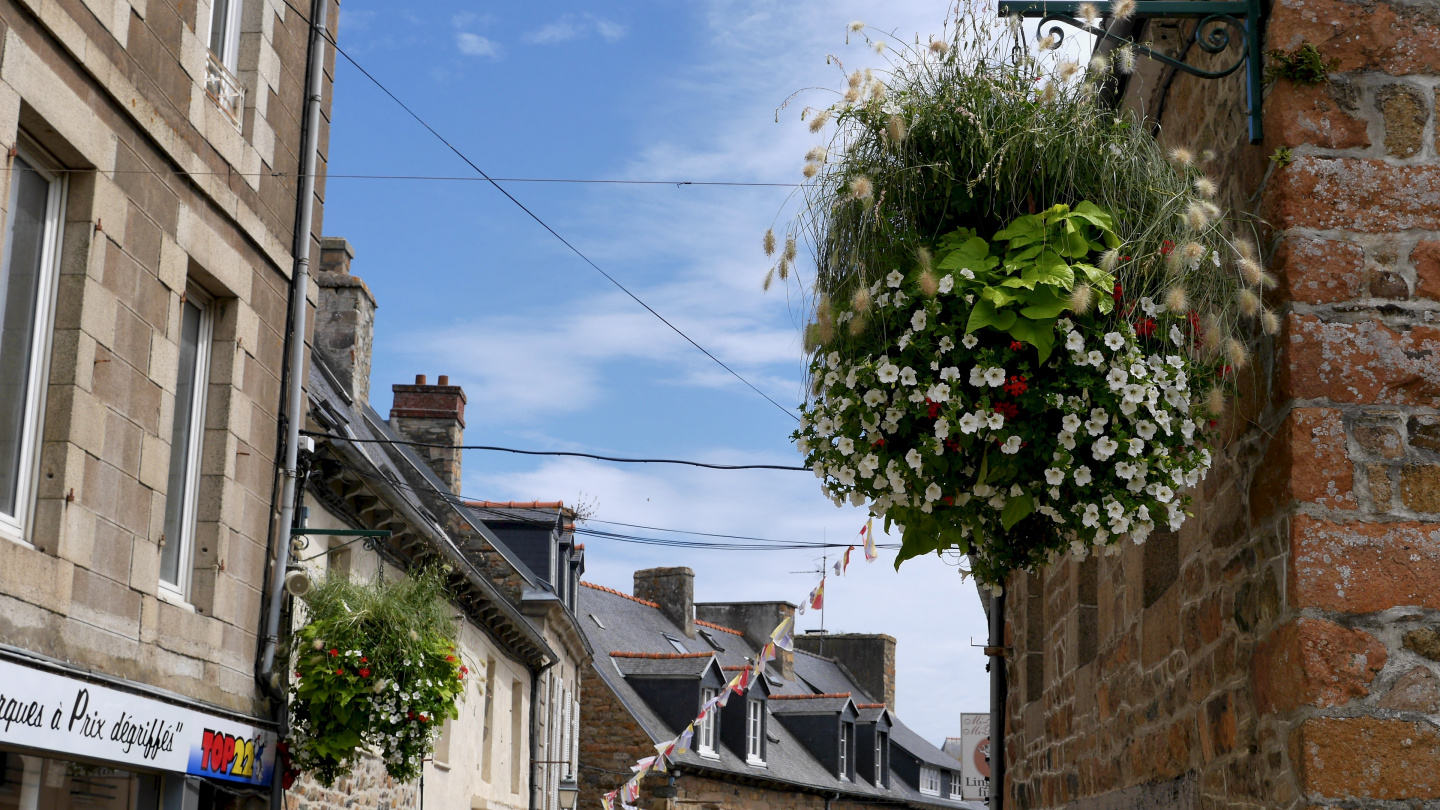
581, 580, 660, 609
769, 692, 851, 700
610, 651, 713, 659
695, 619, 744, 636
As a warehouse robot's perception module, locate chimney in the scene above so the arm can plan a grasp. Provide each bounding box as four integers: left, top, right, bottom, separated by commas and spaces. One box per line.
390, 374, 467, 494
634, 567, 694, 638
694, 601, 796, 681
314, 236, 377, 405
793, 632, 896, 710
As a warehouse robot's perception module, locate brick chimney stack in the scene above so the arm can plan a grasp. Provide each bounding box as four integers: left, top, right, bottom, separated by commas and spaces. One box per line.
695, 600, 797, 680
314, 236, 376, 405
634, 567, 695, 638
389, 374, 466, 494
794, 632, 896, 711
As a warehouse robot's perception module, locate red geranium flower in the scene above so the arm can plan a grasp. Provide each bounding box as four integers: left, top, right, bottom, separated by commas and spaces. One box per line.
872, 437, 885, 447
359, 668, 371, 678
1009, 341, 1023, 351
1160, 240, 1175, 256
335, 669, 343, 676
446, 655, 457, 662
1003, 375, 1028, 396
994, 402, 1020, 419
926, 398, 942, 419
360, 656, 368, 663
1135, 318, 1157, 338
942, 496, 954, 506
1112, 283, 1124, 302
329, 648, 339, 656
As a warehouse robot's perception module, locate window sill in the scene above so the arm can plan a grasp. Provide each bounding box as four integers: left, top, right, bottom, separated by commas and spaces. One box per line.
696, 750, 720, 761
157, 589, 196, 612
745, 757, 767, 768
433, 762, 451, 772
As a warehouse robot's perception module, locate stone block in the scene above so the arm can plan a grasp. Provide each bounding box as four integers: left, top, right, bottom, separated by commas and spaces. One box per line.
1405, 627, 1440, 661
1252, 617, 1385, 713
1251, 408, 1356, 520
1290, 515, 1440, 611
1264, 80, 1369, 150
1269, 0, 1440, 75
1278, 314, 1440, 406
71, 565, 142, 637
0, 535, 74, 613
1401, 465, 1440, 513
1368, 463, 1393, 510
102, 408, 142, 478
1294, 717, 1440, 800
148, 331, 178, 391
1377, 666, 1440, 712
1352, 420, 1404, 459
1374, 83, 1428, 159
139, 432, 169, 492
1265, 157, 1440, 233
130, 534, 160, 594
1413, 241, 1440, 302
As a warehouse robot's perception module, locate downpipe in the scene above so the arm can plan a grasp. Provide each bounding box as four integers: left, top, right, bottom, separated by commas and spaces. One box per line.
530, 660, 557, 810
987, 591, 1007, 810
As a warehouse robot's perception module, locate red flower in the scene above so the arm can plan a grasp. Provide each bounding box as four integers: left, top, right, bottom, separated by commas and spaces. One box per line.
335, 669, 344, 676
360, 656, 368, 663
1209, 419, 1218, 428
1187, 311, 1201, 333
1112, 283, 1124, 302
1135, 318, 1157, 338
1160, 240, 1175, 256
942, 496, 954, 506
1221, 364, 1233, 377
1009, 341, 1023, 351
329, 649, 339, 656
926, 398, 942, 419
1003, 375, 1028, 396
446, 655, 457, 662
993, 402, 1020, 419
359, 668, 371, 678
1121, 255, 1132, 262
872, 437, 885, 448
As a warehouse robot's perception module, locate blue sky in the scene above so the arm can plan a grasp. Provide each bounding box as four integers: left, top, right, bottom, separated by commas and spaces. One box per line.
323, 0, 993, 746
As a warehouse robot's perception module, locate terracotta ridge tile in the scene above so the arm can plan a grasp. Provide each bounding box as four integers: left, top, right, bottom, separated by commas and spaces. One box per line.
580, 581, 660, 609
696, 619, 744, 636
770, 692, 851, 700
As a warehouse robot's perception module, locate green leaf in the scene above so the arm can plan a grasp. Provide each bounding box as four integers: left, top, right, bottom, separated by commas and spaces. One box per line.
977, 450, 989, 485
1069, 201, 1115, 233
1019, 249, 1074, 289
1018, 286, 1071, 319
967, 298, 1018, 332
1006, 316, 1057, 362
1000, 490, 1035, 530
992, 214, 1046, 246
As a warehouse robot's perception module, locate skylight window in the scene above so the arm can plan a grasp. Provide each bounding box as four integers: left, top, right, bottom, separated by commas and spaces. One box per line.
662, 634, 689, 654
589, 614, 605, 629
699, 630, 725, 652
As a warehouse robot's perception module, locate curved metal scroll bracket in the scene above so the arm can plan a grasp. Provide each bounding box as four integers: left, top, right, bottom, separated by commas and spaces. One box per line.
998, 0, 1265, 143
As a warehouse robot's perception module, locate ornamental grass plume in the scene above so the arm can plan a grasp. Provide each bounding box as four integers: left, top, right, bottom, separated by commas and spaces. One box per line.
1100, 248, 1121, 272
809, 109, 832, 132
1165, 285, 1189, 314
1262, 309, 1281, 334
887, 114, 908, 143
783, 235, 798, 263
852, 286, 872, 313
1068, 284, 1095, 314
1183, 241, 1206, 264
916, 245, 933, 274
1089, 54, 1109, 75
763, 268, 775, 290
1194, 177, 1218, 197
1183, 202, 1210, 231
763, 229, 776, 256
929, 39, 950, 56
1116, 44, 1136, 74
918, 268, 939, 296
1078, 2, 1100, 25
1058, 60, 1081, 81
1239, 257, 1265, 286
1238, 288, 1261, 316
817, 306, 835, 343
849, 175, 874, 199
1112, 0, 1137, 20
1169, 146, 1195, 167
848, 308, 869, 335
1207, 386, 1227, 415
778, 256, 791, 280
804, 163, 820, 178
806, 145, 828, 163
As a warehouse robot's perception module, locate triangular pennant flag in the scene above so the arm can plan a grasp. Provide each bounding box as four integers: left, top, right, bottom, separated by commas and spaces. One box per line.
832, 557, 843, 576
675, 724, 694, 754
758, 642, 777, 666
863, 518, 878, 562
809, 578, 826, 611
623, 778, 641, 803
770, 614, 795, 651
602, 793, 616, 810
734, 665, 752, 692
843, 545, 853, 574
631, 756, 655, 775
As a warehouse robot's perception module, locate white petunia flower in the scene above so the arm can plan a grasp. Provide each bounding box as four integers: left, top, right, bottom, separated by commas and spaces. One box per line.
986, 411, 1005, 430
969, 367, 986, 386
1081, 504, 1100, 527
877, 363, 900, 384
1065, 331, 1085, 352
1115, 461, 1135, 480
877, 292, 891, 307
1062, 413, 1082, 433
1154, 485, 1174, 502
864, 389, 886, 407
1093, 436, 1119, 460
959, 413, 981, 434
1045, 468, 1065, 485
849, 491, 867, 506
1137, 421, 1157, 440
1074, 465, 1093, 485
938, 275, 954, 294
845, 367, 858, 388
940, 366, 960, 381
1139, 296, 1159, 317
1090, 408, 1110, 425
938, 336, 954, 353
1127, 438, 1145, 456
825, 370, 840, 387
1104, 332, 1126, 350
1181, 419, 1196, 441
1170, 325, 1184, 346
898, 333, 912, 350
912, 310, 927, 331
925, 483, 943, 502
894, 291, 908, 307
905, 448, 924, 470
927, 383, 951, 402
837, 467, 856, 486
837, 437, 855, 455
816, 416, 834, 436
886, 270, 904, 288
1087, 350, 1105, 367
1001, 435, 1022, 454
1124, 383, 1146, 403
934, 418, 950, 439
962, 334, 979, 349
1059, 430, 1077, 450
900, 367, 918, 386
1107, 367, 1129, 389
983, 367, 1006, 387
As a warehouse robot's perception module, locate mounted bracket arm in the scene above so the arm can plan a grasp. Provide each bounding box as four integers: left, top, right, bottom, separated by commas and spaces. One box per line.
996, 0, 1265, 142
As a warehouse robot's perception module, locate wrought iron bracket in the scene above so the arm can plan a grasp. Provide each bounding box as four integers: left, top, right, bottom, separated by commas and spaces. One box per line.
997, 0, 1265, 142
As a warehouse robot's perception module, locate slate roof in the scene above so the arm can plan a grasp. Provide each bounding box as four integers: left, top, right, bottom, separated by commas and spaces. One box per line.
610, 652, 718, 678
578, 582, 979, 809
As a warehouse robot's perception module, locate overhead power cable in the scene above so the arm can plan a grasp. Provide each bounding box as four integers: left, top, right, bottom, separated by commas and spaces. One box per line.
69, 168, 798, 187
301, 430, 807, 471
300, 17, 799, 421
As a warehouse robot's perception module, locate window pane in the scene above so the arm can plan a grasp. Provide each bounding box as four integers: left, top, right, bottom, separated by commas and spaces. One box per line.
208, 0, 231, 56
160, 300, 203, 587
0, 159, 52, 518
0, 749, 161, 810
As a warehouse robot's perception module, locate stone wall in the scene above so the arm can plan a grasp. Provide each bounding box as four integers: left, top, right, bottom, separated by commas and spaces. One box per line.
0, 0, 335, 719
1003, 0, 1440, 806
285, 758, 419, 810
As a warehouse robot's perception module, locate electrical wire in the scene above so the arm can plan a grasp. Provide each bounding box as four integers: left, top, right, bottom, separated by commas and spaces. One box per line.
300, 430, 808, 471
67, 168, 798, 187
290, 11, 800, 421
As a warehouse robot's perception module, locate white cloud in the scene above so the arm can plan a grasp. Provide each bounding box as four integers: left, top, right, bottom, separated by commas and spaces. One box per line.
456, 32, 501, 58
525, 14, 627, 44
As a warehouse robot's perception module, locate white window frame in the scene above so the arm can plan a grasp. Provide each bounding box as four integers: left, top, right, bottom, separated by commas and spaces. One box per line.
874, 731, 885, 785
206, 0, 243, 71
745, 699, 764, 765
157, 287, 213, 603
0, 143, 65, 547
838, 722, 850, 781
920, 765, 941, 796
697, 688, 718, 758
949, 770, 961, 797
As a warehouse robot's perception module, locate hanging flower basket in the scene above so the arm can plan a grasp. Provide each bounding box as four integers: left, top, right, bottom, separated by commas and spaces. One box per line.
287, 567, 467, 786
773, 7, 1272, 585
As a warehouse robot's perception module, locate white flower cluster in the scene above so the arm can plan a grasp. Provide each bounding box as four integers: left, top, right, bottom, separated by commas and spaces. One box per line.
794, 275, 1217, 582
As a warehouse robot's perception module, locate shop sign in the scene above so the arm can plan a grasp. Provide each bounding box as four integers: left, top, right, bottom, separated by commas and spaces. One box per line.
0, 658, 273, 785
959, 712, 990, 800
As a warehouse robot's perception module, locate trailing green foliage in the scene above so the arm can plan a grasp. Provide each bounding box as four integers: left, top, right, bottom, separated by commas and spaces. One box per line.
1270, 146, 1294, 168
288, 567, 467, 786
1265, 43, 1337, 85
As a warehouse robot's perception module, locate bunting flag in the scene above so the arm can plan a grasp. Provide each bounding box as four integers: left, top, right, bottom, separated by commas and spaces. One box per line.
843, 545, 853, 573
758, 641, 777, 667
631, 757, 656, 775
770, 615, 796, 651
734, 665, 752, 692
862, 518, 878, 562
675, 724, 694, 754
602, 793, 616, 810
809, 578, 826, 611
623, 778, 641, 803
832, 557, 843, 576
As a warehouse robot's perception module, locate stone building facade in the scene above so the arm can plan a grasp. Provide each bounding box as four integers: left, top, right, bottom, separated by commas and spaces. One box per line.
0, 0, 334, 804
999, 0, 1440, 807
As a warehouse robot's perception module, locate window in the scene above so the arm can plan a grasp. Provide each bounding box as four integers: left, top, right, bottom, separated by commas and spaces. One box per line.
949, 771, 962, 797
158, 290, 213, 600
663, 634, 688, 654
920, 766, 941, 796
433, 718, 452, 766
0, 147, 64, 545
745, 700, 764, 764
697, 689, 717, 756
510, 680, 523, 791
203, 0, 245, 123
874, 731, 886, 785
838, 722, 850, 780
481, 659, 496, 781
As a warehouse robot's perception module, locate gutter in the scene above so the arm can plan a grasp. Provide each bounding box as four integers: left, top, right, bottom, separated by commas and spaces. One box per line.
986, 592, 1006, 810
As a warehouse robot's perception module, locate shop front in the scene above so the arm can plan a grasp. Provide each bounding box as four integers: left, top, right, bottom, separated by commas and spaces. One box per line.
0, 657, 274, 810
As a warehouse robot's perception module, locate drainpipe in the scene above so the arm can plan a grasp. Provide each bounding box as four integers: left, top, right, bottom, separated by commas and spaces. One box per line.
259, 0, 328, 694
986, 591, 1007, 810
530, 660, 557, 810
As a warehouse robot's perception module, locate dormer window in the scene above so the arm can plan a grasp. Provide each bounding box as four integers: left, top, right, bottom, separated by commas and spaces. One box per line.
746, 699, 765, 765
839, 722, 851, 780
920, 765, 941, 796
697, 688, 718, 757
874, 731, 886, 785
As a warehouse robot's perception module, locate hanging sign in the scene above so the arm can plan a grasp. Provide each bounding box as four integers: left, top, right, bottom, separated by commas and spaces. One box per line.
0, 658, 274, 785
958, 713, 990, 800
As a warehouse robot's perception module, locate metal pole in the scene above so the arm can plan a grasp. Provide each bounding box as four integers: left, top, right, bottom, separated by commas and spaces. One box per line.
260, 0, 328, 685
987, 591, 1006, 810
